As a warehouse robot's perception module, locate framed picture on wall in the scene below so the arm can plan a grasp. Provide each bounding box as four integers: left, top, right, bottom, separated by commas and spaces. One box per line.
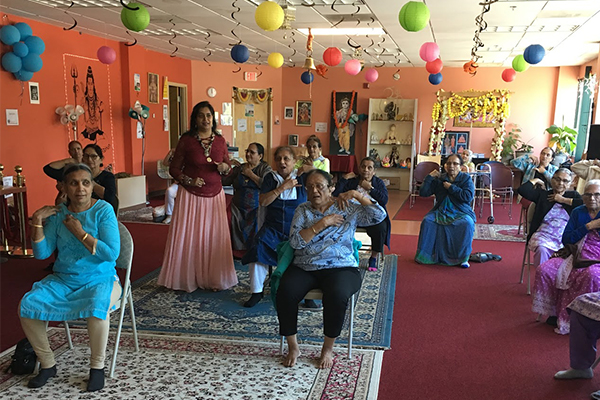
296, 101, 312, 126
288, 134, 299, 147
29, 82, 40, 104
148, 72, 159, 104
284, 107, 294, 120
441, 131, 469, 156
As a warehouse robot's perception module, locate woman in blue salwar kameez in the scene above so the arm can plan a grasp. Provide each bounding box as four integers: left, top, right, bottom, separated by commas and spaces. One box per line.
415, 154, 476, 268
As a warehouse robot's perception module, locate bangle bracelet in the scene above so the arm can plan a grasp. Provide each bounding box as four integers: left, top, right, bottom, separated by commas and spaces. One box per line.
311, 226, 318, 235
81, 233, 88, 242
30, 223, 43, 228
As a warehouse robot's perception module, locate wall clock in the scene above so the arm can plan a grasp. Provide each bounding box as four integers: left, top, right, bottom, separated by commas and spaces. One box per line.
207, 87, 217, 98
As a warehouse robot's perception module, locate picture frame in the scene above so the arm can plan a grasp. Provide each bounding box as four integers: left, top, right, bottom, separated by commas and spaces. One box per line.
148, 72, 159, 104
284, 107, 294, 120
288, 134, 299, 147
441, 131, 469, 156
453, 111, 495, 128
295, 101, 312, 126
28, 82, 40, 104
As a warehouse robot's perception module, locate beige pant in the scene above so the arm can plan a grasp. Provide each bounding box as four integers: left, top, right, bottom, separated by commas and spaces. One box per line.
19, 280, 122, 369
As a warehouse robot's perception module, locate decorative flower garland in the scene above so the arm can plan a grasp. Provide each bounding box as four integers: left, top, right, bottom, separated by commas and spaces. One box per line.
333, 90, 356, 129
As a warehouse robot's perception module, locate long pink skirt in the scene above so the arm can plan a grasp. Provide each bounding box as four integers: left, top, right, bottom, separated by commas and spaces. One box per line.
158, 187, 238, 292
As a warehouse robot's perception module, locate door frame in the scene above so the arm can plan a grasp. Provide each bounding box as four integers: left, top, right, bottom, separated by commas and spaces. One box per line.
168, 82, 188, 150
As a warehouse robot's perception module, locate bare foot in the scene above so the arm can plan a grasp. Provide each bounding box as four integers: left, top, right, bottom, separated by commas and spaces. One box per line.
318, 347, 334, 369
283, 348, 301, 367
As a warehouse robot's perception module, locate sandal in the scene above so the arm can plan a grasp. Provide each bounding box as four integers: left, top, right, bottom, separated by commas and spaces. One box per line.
368, 257, 378, 272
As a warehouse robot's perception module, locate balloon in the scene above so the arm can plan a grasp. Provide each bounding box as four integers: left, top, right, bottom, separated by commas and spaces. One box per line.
69, 113, 79, 122
14, 69, 34, 81
365, 68, 379, 83
120, 2, 150, 32
75, 105, 85, 115
2, 52, 22, 73
13, 42, 29, 58
323, 47, 342, 66
399, 1, 430, 32
523, 44, 545, 65
24, 36, 45, 55
21, 54, 43, 72
60, 115, 69, 125
141, 109, 150, 119
502, 68, 517, 82
254, 1, 284, 31
267, 52, 284, 68
419, 42, 439, 62
512, 55, 529, 72
425, 58, 443, 74
0, 25, 20, 46
344, 59, 361, 76
55, 107, 66, 116
301, 71, 314, 84
428, 73, 443, 85
65, 105, 75, 113
14, 23, 32, 41
231, 44, 249, 63
128, 109, 139, 120
97, 46, 116, 64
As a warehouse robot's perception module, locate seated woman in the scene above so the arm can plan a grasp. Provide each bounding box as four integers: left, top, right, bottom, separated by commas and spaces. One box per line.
532, 180, 600, 334
518, 168, 583, 266
333, 157, 390, 271
415, 154, 476, 268
222, 142, 272, 251
460, 149, 475, 173
19, 163, 121, 392
82, 144, 118, 213
511, 147, 557, 188
241, 146, 308, 307
295, 135, 330, 172
277, 169, 386, 368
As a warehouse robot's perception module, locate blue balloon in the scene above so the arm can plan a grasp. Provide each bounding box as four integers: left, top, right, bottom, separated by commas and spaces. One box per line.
301, 71, 314, 84
428, 73, 443, 85
14, 22, 32, 41
25, 36, 45, 55
523, 44, 545, 65
13, 41, 29, 58
230, 44, 249, 63
22, 54, 43, 72
14, 69, 34, 81
0, 25, 20, 46
2, 52, 22, 73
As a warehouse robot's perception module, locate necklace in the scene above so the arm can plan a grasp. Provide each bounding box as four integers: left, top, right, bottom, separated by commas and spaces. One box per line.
197, 133, 215, 163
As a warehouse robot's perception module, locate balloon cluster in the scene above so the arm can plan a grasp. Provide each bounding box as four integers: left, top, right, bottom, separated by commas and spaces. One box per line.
1, 22, 45, 81
56, 105, 84, 126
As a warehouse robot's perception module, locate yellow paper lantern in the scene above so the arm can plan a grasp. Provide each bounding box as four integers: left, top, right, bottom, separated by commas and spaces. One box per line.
268, 52, 284, 68
255, 1, 284, 32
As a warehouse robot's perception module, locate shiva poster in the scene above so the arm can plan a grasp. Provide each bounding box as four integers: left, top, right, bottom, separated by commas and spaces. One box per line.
329, 91, 357, 155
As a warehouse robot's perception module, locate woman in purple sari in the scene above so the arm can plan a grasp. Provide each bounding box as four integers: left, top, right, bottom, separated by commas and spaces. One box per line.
532, 180, 600, 334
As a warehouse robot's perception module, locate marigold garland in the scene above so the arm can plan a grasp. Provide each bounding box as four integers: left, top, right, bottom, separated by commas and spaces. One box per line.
333, 90, 356, 129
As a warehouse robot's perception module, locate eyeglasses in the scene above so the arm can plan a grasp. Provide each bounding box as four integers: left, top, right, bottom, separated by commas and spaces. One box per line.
551, 177, 571, 184
583, 193, 600, 199
306, 183, 329, 191
83, 154, 99, 160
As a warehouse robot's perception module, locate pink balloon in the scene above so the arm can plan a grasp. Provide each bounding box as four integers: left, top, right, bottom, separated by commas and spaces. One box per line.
365, 68, 379, 83
502, 68, 516, 82
344, 59, 362, 76
97, 46, 116, 65
419, 42, 439, 62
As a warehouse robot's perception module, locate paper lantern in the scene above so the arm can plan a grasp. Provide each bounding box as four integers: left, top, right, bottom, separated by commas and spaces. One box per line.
97, 46, 116, 65
231, 44, 250, 63
120, 2, 150, 32
523, 44, 545, 65
419, 42, 439, 62
323, 47, 342, 66
398, 1, 430, 32
14, 69, 34, 81
2, 52, 22, 73
425, 58, 443, 74
21, 54, 43, 73
502, 68, 516, 83
24, 36, 45, 55
428, 73, 442, 85
512, 55, 529, 72
0, 25, 20, 46
13, 42, 29, 58
344, 59, 361, 76
365, 68, 379, 83
14, 23, 32, 41
267, 52, 284, 68
254, 1, 284, 32
301, 71, 314, 84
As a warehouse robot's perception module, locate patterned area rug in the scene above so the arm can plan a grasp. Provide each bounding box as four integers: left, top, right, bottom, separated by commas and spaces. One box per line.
474, 224, 525, 242
0, 328, 382, 400
118, 207, 157, 224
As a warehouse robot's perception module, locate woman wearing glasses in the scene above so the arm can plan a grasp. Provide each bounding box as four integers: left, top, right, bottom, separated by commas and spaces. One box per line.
532, 180, 600, 334
82, 144, 117, 213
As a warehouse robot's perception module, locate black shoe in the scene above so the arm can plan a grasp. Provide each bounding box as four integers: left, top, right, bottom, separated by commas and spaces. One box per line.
300, 299, 322, 310
28, 365, 57, 388
87, 368, 105, 392
546, 316, 558, 327
243, 292, 263, 308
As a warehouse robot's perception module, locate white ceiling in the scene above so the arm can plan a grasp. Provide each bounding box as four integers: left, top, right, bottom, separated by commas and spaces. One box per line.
1, 0, 600, 67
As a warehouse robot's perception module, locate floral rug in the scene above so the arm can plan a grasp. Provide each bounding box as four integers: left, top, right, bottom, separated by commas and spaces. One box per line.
474, 224, 525, 242
118, 207, 157, 224
0, 328, 382, 400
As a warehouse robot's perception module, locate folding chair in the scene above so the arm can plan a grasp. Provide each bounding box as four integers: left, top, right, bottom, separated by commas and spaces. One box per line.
410, 161, 439, 208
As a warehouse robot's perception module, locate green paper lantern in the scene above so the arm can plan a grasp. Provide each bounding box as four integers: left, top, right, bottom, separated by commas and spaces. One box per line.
512, 55, 529, 73
398, 1, 430, 32
121, 3, 150, 32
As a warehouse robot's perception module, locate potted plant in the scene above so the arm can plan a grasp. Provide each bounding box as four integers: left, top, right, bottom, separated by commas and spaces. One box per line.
545, 124, 577, 166
501, 125, 533, 164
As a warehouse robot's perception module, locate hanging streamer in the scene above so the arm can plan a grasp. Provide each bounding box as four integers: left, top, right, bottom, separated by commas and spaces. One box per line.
203, 31, 212, 66
230, 0, 242, 45
63, 1, 78, 31
330, 0, 344, 28
471, 0, 498, 62
350, 5, 361, 26
124, 30, 137, 47
120, 0, 139, 10
347, 38, 361, 49
168, 19, 179, 57
232, 63, 241, 73
284, 31, 297, 67
255, 51, 263, 78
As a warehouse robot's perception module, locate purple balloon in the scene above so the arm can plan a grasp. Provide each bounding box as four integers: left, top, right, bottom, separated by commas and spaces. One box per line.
97, 46, 116, 65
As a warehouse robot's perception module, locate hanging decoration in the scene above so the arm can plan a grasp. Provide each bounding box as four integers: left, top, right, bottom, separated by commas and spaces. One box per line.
419, 42, 439, 62
62, 1, 78, 31
301, 71, 314, 84
229, 0, 247, 68
1, 22, 45, 81
55, 105, 85, 135
302, 28, 316, 71
501, 68, 516, 83
283, 31, 297, 67
523, 44, 545, 65
168, 18, 179, 58
254, 1, 284, 31
463, 60, 478, 76
203, 31, 212, 66
128, 100, 150, 174
344, 59, 361, 76
365, 68, 379, 83
120, 2, 150, 32
426, 58, 443, 74
428, 73, 443, 85
467, 0, 497, 74
254, 50, 263, 78
512, 55, 529, 72
268, 52, 284, 68
398, 1, 430, 32
315, 64, 328, 79
97, 46, 116, 64
323, 47, 342, 67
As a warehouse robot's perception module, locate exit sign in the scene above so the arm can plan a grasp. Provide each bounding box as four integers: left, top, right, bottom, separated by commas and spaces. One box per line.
244, 72, 258, 81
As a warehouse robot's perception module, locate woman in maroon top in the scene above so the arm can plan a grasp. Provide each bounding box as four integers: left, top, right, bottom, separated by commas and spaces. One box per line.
158, 101, 238, 292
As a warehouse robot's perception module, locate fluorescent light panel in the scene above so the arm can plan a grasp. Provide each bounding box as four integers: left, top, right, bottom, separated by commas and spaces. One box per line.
297, 28, 385, 36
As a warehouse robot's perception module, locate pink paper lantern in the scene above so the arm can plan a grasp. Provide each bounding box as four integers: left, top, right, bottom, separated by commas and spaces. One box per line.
502, 68, 517, 83
97, 46, 116, 65
425, 58, 443, 74
419, 42, 439, 63
365, 68, 378, 83
344, 59, 362, 76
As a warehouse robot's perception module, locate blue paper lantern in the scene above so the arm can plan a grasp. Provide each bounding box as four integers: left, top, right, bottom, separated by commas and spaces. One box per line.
301, 71, 314, 84
14, 22, 32, 41
2, 52, 22, 73
523, 44, 545, 65
25, 36, 45, 55
22, 54, 43, 72
428, 73, 443, 85
14, 69, 34, 81
0, 25, 20, 46
231, 44, 249, 63
13, 41, 29, 58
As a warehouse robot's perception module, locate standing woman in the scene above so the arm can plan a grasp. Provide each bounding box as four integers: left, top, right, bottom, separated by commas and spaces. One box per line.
222, 142, 272, 251
158, 101, 238, 292
295, 135, 330, 173
82, 144, 118, 214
